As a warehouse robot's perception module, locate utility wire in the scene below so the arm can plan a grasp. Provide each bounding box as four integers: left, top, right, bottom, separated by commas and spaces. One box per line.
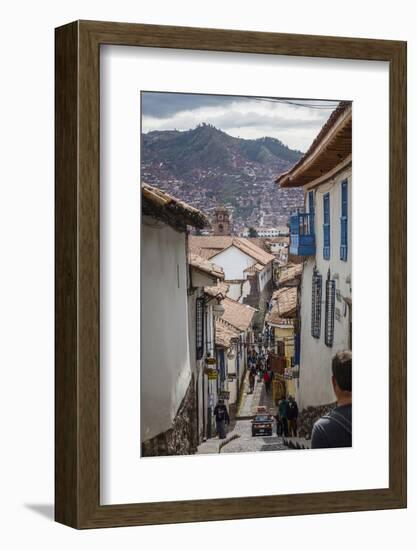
253, 97, 341, 109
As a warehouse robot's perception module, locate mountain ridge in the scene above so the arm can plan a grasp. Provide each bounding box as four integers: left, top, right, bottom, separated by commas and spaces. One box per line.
141, 124, 304, 232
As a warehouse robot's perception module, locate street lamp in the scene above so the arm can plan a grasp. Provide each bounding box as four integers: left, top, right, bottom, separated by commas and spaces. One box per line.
213, 302, 225, 318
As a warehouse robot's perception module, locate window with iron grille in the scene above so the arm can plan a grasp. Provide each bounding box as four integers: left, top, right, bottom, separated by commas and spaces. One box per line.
311, 268, 322, 338
323, 192, 330, 260
340, 179, 348, 261
196, 297, 205, 360
325, 275, 336, 347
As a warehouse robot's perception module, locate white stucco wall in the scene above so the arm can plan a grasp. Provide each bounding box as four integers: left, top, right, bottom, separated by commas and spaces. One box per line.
226, 282, 243, 301
210, 245, 256, 280
141, 216, 192, 442
298, 167, 352, 410
226, 355, 238, 404
258, 263, 272, 292
226, 280, 252, 303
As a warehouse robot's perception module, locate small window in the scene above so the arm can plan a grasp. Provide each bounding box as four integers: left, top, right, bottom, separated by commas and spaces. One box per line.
324, 274, 336, 347
311, 268, 322, 338
196, 297, 205, 360
323, 193, 330, 260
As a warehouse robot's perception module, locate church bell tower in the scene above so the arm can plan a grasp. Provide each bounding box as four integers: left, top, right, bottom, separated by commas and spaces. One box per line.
212, 205, 231, 236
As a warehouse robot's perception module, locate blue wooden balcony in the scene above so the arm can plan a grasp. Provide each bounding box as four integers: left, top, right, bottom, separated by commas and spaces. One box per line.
289, 212, 316, 256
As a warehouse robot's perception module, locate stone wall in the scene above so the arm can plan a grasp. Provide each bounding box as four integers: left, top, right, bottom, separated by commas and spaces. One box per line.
297, 402, 337, 439
142, 377, 198, 457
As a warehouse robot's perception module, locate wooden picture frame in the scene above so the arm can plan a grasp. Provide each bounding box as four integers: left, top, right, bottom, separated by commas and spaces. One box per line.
55, 20, 407, 528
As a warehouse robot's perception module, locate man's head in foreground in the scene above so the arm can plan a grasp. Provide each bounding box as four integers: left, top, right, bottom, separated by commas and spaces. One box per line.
331, 350, 352, 406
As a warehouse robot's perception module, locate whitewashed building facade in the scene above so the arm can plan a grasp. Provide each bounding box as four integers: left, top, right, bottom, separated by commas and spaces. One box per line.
276, 102, 352, 410
141, 184, 224, 455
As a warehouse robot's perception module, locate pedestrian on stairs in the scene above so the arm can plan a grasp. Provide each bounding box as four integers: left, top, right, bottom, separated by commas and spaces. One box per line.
214, 399, 230, 440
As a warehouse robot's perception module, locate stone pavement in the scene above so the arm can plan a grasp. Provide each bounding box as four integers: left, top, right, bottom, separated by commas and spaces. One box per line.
196, 373, 285, 455
196, 437, 222, 455
237, 371, 275, 418
220, 419, 287, 453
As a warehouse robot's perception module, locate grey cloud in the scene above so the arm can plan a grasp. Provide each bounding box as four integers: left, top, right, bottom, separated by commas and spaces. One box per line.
141, 92, 241, 117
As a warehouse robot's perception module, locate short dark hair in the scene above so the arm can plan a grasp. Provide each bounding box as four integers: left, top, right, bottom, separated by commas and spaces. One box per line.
332, 350, 352, 392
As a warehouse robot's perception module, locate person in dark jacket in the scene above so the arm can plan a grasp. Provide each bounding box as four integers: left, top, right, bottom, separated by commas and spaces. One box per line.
248, 370, 255, 394
214, 400, 230, 439
286, 395, 299, 437
278, 396, 289, 437
311, 351, 352, 449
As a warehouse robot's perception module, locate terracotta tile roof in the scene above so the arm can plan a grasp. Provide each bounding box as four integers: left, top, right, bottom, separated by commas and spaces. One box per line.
188, 253, 225, 280
188, 236, 234, 256
215, 318, 240, 348
244, 263, 264, 274
190, 247, 220, 260
278, 263, 303, 285
265, 303, 289, 326
276, 101, 352, 188
142, 183, 209, 230
247, 237, 271, 252
204, 282, 229, 299
189, 236, 275, 266
232, 238, 275, 266
221, 297, 256, 332
272, 287, 298, 318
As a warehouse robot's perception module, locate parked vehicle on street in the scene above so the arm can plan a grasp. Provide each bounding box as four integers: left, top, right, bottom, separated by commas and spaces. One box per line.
251, 413, 273, 436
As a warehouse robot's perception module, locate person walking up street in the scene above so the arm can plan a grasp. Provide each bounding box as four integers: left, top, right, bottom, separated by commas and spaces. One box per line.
248, 370, 255, 394
257, 359, 263, 382
263, 369, 271, 394
213, 399, 230, 439
278, 396, 289, 437
286, 395, 299, 437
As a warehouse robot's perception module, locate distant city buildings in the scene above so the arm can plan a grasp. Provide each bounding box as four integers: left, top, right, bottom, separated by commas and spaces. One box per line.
242, 226, 289, 238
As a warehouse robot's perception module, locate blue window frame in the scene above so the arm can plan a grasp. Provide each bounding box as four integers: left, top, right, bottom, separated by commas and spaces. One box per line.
340, 180, 348, 261
308, 190, 315, 234
294, 333, 300, 365
323, 193, 330, 260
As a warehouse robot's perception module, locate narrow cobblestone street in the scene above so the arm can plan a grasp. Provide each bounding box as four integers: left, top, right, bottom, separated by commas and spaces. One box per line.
197, 371, 288, 454
220, 419, 287, 453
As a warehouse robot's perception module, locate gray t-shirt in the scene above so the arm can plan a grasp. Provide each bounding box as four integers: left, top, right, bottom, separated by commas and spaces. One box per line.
311, 404, 352, 449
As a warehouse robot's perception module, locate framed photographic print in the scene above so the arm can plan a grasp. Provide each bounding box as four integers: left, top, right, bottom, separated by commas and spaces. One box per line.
55, 20, 406, 528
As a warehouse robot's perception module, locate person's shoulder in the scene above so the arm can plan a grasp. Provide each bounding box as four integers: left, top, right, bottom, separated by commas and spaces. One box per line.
313, 415, 332, 430
311, 416, 332, 448
332, 403, 352, 418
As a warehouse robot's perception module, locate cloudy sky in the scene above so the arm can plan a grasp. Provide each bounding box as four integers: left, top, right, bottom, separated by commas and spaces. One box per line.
141, 92, 342, 152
